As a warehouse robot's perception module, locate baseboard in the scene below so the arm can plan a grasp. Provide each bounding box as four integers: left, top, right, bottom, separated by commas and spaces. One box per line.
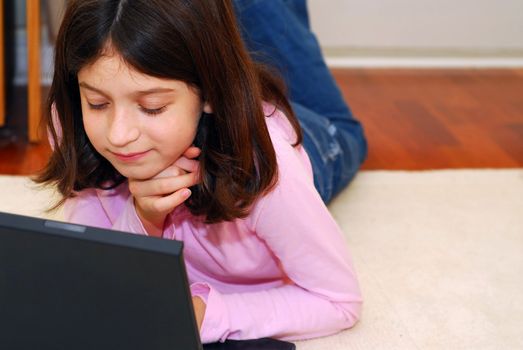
323, 47, 523, 69
325, 56, 523, 68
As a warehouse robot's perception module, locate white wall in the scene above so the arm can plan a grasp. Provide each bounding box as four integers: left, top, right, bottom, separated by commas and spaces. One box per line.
308, 0, 523, 66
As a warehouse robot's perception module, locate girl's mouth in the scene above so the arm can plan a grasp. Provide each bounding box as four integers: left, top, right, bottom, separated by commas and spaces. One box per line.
111, 150, 150, 162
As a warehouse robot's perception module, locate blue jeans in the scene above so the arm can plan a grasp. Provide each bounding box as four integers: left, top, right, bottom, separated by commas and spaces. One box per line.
233, 0, 368, 203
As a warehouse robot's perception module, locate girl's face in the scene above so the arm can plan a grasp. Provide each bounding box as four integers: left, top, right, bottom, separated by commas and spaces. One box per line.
78, 52, 211, 180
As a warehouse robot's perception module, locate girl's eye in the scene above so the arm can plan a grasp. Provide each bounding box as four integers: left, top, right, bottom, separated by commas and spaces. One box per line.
87, 102, 108, 110
140, 106, 167, 116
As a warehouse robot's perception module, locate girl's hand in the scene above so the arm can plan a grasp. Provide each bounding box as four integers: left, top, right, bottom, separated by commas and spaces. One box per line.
192, 296, 206, 331
129, 146, 201, 237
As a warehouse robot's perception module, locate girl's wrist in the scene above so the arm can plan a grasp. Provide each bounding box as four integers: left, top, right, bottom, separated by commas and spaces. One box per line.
134, 202, 166, 237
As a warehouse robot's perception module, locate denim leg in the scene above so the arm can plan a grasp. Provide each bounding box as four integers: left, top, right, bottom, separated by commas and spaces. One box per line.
233, 0, 368, 203
293, 103, 364, 203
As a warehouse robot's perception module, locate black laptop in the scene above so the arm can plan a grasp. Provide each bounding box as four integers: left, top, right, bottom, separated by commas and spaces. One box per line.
0, 211, 295, 350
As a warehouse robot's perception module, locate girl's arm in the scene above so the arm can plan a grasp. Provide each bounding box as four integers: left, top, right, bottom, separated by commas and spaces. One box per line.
193, 137, 362, 343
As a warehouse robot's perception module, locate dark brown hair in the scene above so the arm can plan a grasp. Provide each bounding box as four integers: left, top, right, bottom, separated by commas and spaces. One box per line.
35, 0, 302, 223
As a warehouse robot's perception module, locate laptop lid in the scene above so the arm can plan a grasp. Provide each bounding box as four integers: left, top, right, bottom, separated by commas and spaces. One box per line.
0, 211, 203, 350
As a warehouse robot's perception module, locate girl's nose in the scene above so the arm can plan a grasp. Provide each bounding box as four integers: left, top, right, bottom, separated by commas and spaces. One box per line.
107, 107, 140, 147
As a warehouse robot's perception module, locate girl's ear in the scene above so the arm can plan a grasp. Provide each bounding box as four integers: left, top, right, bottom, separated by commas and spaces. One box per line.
203, 102, 213, 114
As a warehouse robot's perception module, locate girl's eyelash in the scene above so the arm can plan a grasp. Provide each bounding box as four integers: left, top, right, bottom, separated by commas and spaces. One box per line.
88, 102, 108, 110
86, 102, 166, 115
140, 106, 167, 115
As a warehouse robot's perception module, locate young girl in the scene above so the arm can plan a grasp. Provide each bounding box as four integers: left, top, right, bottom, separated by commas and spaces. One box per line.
37, 0, 364, 344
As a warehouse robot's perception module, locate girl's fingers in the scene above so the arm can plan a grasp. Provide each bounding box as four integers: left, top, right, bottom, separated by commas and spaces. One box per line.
154, 147, 201, 179
183, 146, 201, 159
155, 163, 186, 179
173, 156, 200, 173
129, 172, 199, 197
147, 188, 192, 214
176, 145, 201, 172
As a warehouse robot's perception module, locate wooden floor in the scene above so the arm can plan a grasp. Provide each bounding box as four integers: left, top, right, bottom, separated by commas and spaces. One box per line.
333, 68, 523, 170
0, 68, 522, 175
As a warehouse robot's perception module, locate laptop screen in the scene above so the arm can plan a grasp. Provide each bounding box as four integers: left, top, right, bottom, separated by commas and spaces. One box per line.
0, 211, 202, 350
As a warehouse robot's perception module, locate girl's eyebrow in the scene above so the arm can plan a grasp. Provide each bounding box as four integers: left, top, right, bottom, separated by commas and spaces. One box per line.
79, 82, 111, 98
78, 82, 175, 97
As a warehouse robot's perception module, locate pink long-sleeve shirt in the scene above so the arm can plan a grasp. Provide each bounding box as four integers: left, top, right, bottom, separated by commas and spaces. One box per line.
62, 106, 362, 343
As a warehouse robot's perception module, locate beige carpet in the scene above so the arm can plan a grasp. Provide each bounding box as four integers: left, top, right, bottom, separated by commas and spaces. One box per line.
1, 169, 522, 350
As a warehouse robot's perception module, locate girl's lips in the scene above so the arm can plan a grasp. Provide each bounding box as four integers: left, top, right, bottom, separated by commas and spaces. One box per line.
111, 150, 150, 162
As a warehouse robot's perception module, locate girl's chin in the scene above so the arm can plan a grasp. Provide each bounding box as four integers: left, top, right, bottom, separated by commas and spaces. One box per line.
115, 166, 163, 181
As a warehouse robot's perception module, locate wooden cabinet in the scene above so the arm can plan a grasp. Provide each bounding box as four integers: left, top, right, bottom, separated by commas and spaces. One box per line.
0, 0, 42, 141
27, 0, 41, 142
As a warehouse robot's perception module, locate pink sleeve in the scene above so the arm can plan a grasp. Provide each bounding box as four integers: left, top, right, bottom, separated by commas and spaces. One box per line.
193, 139, 362, 343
